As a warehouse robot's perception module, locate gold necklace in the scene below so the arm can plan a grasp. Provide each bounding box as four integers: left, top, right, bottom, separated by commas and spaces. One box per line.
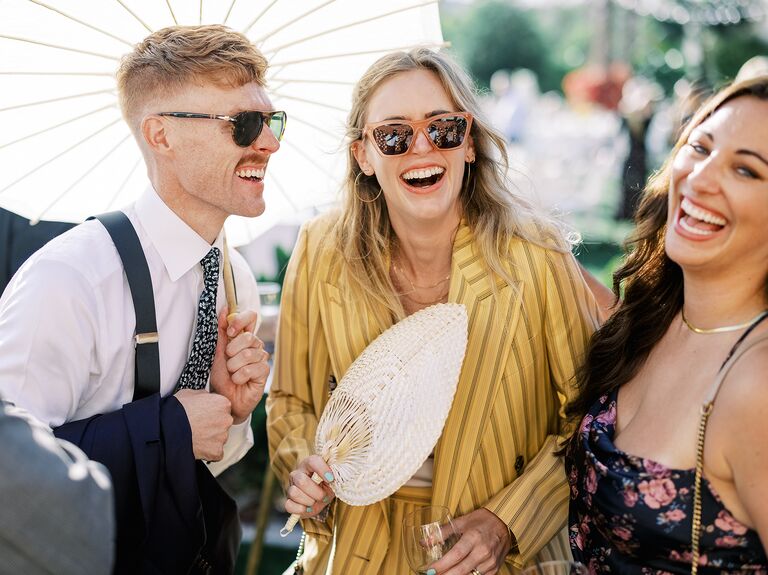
681, 308, 768, 334
391, 258, 450, 292
390, 268, 449, 306
400, 286, 450, 306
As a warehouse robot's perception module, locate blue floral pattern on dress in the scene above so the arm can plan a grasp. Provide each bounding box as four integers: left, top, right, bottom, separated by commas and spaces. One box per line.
566, 390, 767, 574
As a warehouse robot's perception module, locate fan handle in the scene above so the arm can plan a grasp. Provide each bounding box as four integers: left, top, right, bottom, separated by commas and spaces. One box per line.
280, 471, 325, 537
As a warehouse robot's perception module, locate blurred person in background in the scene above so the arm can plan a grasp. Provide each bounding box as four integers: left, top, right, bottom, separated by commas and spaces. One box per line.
486, 68, 539, 144
267, 48, 602, 575
567, 77, 768, 573
615, 76, 663, 220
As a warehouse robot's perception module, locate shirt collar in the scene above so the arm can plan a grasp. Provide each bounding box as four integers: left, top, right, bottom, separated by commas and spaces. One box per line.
135, 187, 225, 282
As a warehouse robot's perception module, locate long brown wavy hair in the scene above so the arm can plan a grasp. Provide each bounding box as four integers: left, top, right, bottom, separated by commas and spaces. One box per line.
566, 76, 768, 428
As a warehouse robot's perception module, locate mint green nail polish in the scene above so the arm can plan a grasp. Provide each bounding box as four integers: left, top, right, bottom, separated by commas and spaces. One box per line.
322, 496, 330, 504
306, 506, 313, 513
324, 472, 335, 482
426, 569, 436, 575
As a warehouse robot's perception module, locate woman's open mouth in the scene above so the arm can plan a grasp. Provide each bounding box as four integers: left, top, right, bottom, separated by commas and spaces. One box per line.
400, 166, 445, 189
678, 197, 726, 236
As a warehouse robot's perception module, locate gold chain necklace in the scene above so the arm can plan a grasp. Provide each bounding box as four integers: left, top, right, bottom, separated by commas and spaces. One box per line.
681, 308, 768, 334
391, 272, 449, 306
400, 286, 450, 306
391, 258, 450, 292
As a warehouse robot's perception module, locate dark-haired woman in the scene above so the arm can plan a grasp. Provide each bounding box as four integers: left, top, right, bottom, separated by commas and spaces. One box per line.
567, 77, 768, 573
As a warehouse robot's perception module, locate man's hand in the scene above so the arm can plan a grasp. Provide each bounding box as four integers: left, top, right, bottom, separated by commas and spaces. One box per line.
174, 389, 233, 461
210, 308, 270, 424
429, 508, 512, 575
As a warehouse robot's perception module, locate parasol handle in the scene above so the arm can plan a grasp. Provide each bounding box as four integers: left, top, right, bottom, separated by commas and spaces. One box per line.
280, 471, 325, 537
222, 233, 238, 322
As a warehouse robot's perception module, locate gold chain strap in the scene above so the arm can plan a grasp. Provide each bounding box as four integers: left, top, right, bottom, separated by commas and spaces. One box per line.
691, 401, 713, 575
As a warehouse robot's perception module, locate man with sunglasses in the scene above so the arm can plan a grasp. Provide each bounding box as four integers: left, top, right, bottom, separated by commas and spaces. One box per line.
0, 25, 282, 574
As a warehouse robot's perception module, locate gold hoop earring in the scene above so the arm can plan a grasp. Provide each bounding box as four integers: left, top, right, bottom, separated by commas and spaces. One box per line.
354, 171, 382, 203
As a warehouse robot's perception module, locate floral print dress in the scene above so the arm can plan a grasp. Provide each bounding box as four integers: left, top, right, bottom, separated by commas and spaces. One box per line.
566, 390, 767, 574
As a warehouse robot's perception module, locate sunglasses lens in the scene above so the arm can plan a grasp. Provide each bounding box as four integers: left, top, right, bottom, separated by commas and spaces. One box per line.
267, 111, 287, 141
371, 124, 414, 156
232, 112, 265, 147
428, 116, 468, 150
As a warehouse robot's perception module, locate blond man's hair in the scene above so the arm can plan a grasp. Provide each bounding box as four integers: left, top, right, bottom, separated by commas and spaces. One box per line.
116, 25, 268, 134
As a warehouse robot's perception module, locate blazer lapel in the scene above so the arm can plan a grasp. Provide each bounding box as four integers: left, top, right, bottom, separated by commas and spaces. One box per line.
432, 224, 522, 514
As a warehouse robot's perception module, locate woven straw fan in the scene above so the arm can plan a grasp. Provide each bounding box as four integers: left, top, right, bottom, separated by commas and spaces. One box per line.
280, 302, 468, 536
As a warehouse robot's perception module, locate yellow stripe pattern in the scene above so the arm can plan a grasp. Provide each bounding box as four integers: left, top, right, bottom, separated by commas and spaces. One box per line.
267, 214, 600, 574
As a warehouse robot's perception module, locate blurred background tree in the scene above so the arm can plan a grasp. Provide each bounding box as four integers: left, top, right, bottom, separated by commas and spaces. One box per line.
442, 0, 768, 96
442, 0, 563, 92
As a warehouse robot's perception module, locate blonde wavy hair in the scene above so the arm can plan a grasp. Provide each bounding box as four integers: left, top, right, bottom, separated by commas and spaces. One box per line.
331, 48, 573, 318
116, 25, 268, 135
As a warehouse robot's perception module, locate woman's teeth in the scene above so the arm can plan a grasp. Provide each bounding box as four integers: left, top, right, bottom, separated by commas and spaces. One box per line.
401, 166, 445, 187
236, 168, 265, 179
679, 197, 726, 235
402, 166, 444, 180
681, 198, 726, 226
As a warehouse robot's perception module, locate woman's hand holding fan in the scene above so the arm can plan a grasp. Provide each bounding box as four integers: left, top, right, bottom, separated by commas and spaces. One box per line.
280, 303, 469, 536
284, 455, 337, 521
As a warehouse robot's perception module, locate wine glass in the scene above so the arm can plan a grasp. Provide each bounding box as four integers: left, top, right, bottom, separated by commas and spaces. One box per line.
402, 505, 460, 574
522, 560, 589, 575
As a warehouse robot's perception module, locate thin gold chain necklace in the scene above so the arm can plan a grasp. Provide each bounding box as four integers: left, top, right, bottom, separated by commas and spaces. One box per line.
391, 259, 450, 291
681, 308, 768, 334
401, 289, 450, 307
390, 272, 449, 306
390, 270, 449, 307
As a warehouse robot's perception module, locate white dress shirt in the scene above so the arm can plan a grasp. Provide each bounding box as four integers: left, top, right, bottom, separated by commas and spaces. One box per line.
0, 188, 258, 475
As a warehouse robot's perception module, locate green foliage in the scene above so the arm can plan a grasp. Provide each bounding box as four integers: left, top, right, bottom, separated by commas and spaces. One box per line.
443, 0, 558, 91
255, 244, 294, 299
710, 22, 768, 82
274, 245, 292, 290
629, 18, 686, 95
442, 1, 768, 99
574, 241, 624, 288
534, 7, 591, 88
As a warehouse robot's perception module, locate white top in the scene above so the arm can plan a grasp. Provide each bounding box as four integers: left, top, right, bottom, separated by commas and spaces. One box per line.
0, 187, 258, 475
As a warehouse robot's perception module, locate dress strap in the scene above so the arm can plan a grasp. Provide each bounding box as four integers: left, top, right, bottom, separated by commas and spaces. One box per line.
691, 310, 768, 574
708, 310, 768, 405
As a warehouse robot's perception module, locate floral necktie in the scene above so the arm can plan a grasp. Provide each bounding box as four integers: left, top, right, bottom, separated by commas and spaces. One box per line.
176, 247, 220, 390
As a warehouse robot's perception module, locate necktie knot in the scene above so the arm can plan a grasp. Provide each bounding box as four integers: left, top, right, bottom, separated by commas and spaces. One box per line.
201, 247, 220, 291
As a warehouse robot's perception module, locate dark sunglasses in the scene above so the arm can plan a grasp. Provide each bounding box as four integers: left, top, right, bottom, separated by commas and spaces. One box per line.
157, 110, 287, 147
362, 112, 473, 156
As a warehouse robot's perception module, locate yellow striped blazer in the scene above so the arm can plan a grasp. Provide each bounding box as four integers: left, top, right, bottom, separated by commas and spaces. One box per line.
266, 214, 600, 574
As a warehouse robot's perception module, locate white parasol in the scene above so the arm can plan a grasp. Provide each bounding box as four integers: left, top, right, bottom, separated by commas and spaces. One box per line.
281, 302, 468, 536
0, 0, 444, 245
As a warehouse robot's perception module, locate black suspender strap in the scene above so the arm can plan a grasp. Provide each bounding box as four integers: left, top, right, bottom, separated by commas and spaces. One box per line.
90, 212, 160, 401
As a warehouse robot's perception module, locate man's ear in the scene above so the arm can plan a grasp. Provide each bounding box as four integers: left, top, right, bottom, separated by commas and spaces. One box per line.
141, 115, 171, 156
351, 140, 374, 175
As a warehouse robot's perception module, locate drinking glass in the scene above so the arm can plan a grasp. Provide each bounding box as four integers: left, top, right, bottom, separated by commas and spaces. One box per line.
402, 506, 460, 574
522, 560, 589, 575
